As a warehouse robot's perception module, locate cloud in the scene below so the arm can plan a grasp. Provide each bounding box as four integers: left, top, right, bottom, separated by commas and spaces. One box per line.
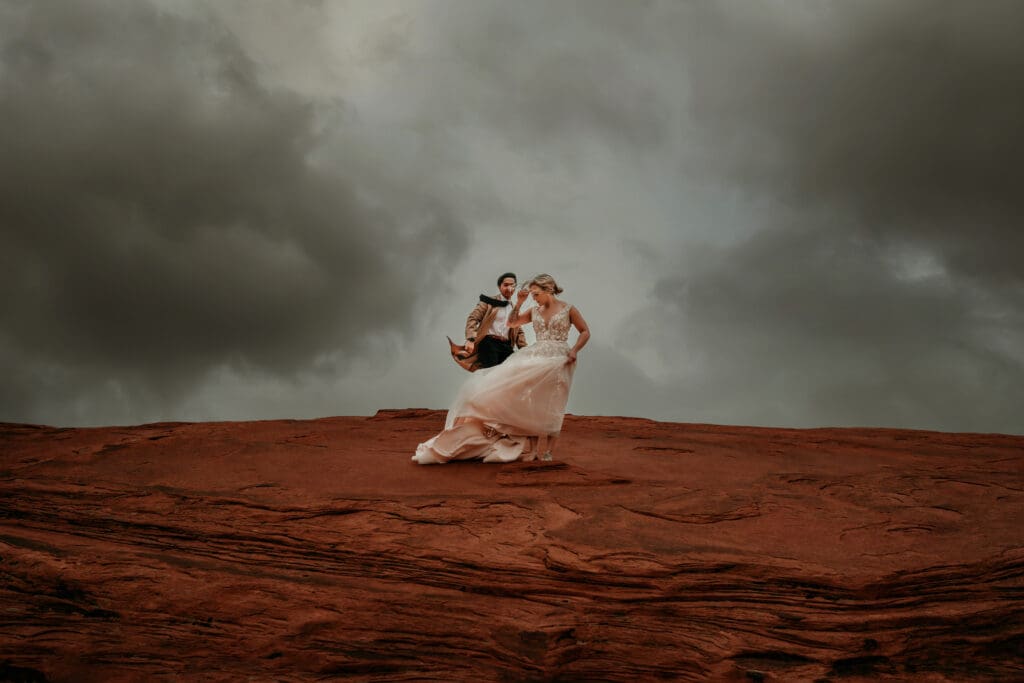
679, 1, 1024, 268
438, 3, 673, 153
2, 1, 1021, 434
644, 228, 1023, 432
639, 0, 1024, 433
0, 1, 467, 424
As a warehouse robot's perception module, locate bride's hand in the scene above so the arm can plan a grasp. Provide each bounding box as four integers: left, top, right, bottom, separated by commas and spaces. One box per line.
566, 349, 577, 364
516, 288, 529, 305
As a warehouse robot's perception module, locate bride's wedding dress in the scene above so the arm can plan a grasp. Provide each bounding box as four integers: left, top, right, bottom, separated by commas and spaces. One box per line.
413, 303, 576, 464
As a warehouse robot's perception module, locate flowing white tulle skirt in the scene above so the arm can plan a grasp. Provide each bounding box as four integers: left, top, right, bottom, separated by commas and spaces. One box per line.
413, 340, 575, 464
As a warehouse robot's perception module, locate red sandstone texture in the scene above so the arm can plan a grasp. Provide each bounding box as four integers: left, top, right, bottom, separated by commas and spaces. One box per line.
1, 410, 1022, 681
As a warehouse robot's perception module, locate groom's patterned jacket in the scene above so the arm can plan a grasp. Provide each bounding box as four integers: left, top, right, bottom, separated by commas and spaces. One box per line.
465, 298, 527, 349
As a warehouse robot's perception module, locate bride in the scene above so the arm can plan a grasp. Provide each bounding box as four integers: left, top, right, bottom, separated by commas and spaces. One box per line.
413, 274, 591, 464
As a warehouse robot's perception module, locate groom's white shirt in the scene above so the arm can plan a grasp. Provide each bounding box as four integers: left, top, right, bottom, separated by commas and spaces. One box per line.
487, 295, 511, 338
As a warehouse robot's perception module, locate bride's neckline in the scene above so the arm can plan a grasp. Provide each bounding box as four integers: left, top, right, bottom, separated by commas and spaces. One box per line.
537, 302, 568, 326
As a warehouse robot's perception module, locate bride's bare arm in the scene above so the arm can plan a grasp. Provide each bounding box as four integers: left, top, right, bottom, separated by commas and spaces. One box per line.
508, 289, 533, 328
567, 306, 591, 363
508, 307, 532, 328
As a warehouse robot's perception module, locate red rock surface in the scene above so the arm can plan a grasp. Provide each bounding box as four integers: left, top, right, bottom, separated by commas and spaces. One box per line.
1, 410, 1022, 681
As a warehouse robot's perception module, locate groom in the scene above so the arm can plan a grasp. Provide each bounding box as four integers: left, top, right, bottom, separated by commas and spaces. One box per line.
460, 272, 527, 369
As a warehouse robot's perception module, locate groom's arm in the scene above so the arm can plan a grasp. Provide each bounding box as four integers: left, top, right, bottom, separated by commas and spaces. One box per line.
465, 302, 488, 341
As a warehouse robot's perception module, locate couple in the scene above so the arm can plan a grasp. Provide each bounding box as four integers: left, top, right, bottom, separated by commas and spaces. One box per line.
412, 272, 590, 464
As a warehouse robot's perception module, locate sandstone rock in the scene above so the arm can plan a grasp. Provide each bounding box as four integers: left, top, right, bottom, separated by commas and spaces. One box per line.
1, 411, 1021, 680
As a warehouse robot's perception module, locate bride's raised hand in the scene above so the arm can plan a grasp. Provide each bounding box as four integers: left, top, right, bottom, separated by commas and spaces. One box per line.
516, 287, 530, 305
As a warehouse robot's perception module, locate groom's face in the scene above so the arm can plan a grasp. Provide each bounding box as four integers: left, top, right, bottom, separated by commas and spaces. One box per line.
498, 277, 516, 300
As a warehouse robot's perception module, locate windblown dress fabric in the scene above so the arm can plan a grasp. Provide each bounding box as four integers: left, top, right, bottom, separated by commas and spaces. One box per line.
413, 303, 576, 464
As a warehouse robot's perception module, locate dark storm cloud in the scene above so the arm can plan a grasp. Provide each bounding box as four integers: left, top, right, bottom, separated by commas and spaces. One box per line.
653, 230, 1024, 431
0, 2, 465, 423
647, 0, 1024, 433
682, 0, 1024, 279
5, 0, 1022, 433
429, 2, 673, 155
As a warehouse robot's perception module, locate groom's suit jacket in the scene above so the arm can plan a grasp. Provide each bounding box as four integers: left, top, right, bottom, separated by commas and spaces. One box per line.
466, 300, 527, 349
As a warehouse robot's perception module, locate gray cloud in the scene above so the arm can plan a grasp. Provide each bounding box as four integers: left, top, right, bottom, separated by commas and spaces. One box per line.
641, 0, 1024, 432
441, 3, 672, 153
647, 229, 1024, 431
0, 2, 466, 423
2, 1, 1021, 434
684, 1, 1024, 275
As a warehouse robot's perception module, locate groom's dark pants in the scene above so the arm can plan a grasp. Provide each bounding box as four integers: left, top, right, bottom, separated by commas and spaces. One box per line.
477, 335, 514, 369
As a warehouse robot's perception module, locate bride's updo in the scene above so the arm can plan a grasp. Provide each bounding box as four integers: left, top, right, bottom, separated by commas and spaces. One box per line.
529, 274, 564, 295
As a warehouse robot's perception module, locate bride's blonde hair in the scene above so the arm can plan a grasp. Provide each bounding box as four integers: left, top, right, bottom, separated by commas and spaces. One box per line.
528, 273, 563, 295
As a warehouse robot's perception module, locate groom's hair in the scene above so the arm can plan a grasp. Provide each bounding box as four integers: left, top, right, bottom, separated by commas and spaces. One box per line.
497, 272, 517, 286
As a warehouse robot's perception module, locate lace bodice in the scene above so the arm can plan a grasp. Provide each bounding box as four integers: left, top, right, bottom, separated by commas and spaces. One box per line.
534, 303, 572, 343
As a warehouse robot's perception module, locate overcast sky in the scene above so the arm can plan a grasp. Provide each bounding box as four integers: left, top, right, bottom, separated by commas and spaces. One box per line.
2, 0, 1022, 434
